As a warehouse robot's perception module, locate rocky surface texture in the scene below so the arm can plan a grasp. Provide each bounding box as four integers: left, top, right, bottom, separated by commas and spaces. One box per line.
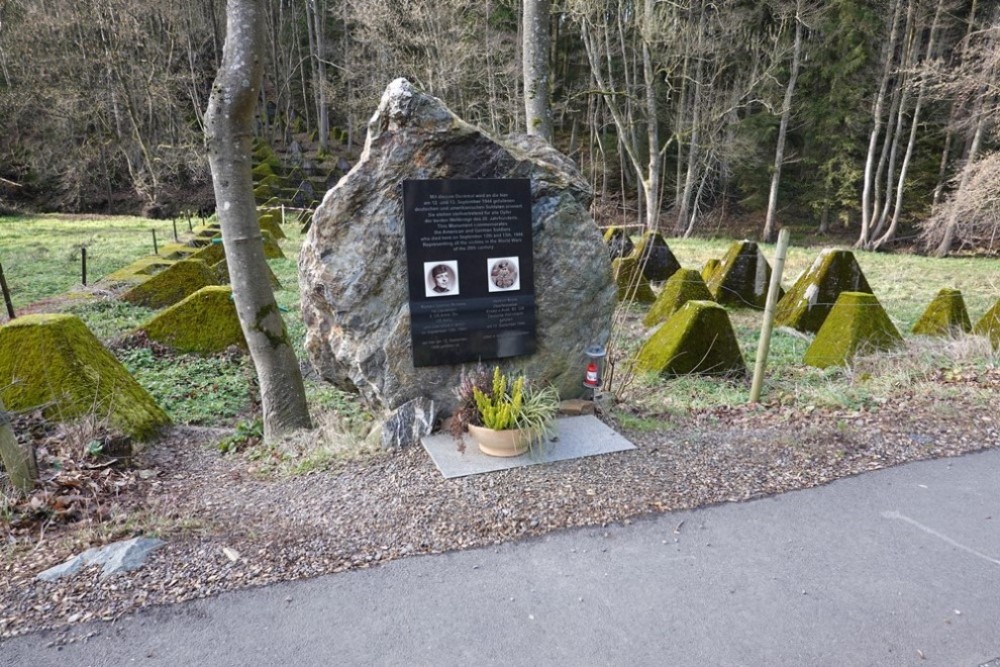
299, 79, 615, 426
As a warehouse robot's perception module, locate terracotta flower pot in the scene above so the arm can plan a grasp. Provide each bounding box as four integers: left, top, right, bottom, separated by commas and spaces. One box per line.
467, 423, 534, 457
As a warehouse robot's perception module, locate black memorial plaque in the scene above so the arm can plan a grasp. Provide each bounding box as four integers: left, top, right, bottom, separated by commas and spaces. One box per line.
403, 178, 536, 367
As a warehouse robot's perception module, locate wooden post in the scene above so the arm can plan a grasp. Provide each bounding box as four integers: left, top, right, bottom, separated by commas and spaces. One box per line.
81, 247, 87, 286
187, 214, 193, 232
0, 261, 15, 320
173, 219, 179, 241
0, 396, 37, 494
749, 228, 790, 404
152, 229, 159, 254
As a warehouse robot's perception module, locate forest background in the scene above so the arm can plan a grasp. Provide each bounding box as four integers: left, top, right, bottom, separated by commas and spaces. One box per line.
0, 0, 997, 256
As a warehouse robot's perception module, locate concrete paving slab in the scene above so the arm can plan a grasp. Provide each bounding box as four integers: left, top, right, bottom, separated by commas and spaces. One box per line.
421, 414, 636, 478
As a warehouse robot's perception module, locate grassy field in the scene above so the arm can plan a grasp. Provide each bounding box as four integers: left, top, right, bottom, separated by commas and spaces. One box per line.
1, 213, 998, 440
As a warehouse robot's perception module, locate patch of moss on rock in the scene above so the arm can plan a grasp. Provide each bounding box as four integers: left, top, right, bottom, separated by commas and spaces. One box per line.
643, 269, 714, 328
213, 258, 282, 290
251, 162, 274, 179
774, 248, 873, 334
120, 259, 219, 310
0, 314, 169, 440
612, 256, 656, 304
632, 231, 681, 282
603, 226, 634, 260
138, 286, 246, 354
701, 258, 721, 283
634, 300, 746, 377
912, 288, 972, 337
803, 292, 903, 369
972, 299, 1000, 349
705, 240, 781, 310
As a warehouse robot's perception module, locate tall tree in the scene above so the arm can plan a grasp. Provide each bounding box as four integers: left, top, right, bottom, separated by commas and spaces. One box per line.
205, 0, 312, 441
762, 0, 805, 243
523, 0, 553, 140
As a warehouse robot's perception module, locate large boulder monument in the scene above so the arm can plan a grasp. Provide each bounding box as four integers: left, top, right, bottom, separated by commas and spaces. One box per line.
299, 79, 615, 446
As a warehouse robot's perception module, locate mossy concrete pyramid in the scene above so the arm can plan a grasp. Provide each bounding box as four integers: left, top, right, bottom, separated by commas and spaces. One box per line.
212, 257, 282, 290
633, 231, 681, 282
612, 256, 656, 304
912, 288, 972, 337
258, 211, 287, 240
0, 314, 169, 439
603, 226, 635, 260
774, 248, 872, 334
121, 259, 219, 309
634, 300, 746, 377
139, 286, 246, 353
701, 258, 721, 283
643, 269, 714, 328
705, 240, 780, 309
803, 292, 903, 368
105, 256, 176, 284
973, 298, 1000, 348
261, 230, 285, 259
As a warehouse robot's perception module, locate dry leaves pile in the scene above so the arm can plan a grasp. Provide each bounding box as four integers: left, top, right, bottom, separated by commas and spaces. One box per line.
2, 370, 999, 642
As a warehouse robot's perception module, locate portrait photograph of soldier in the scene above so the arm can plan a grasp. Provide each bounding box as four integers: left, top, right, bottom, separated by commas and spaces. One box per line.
424, 260, 459, 297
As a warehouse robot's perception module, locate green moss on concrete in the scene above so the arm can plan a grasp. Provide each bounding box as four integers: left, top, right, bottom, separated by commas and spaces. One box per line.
701, 258, 721, 283
188, 241, 227, 265
634, 300, 746, 377
261, 230, 285, 259
972, 299, 1000, 349
138, 286, 246, 354
803, 292, 903, 369
212, 258, 282, 290
105, 256, 177, 283
644, 269, 714, 328
774, 248, 873, 334
0, 314, 169, 440
612, 256, 656, 304
251, 162, 274, 179
158, 243, 198, 261
120, 259, 219, 310
603, 226, 634, 260
705, 240, 781, 310
912, 288, 972, 337
632, 231, 681, 282
258, 211, 286, 240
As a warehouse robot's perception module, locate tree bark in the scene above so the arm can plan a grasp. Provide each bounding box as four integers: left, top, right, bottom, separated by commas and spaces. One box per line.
523, 0, 553, 141
762, 0, 803, 244
205, 0, 311, 441
857, 0, 902, 248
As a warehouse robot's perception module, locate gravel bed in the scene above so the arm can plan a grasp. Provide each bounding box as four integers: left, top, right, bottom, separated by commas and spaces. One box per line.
2, 375, 998, 642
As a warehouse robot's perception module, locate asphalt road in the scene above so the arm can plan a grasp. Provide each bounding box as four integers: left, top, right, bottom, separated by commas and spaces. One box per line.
3, 448, 999, 667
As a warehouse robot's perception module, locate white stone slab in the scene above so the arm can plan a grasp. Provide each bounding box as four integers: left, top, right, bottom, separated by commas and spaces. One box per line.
421, 415, 636, 479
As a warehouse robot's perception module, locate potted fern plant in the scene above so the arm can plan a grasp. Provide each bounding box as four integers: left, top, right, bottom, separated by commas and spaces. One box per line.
451, 365, 560, 457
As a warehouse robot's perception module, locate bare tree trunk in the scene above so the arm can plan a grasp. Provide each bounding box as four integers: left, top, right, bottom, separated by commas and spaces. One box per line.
857, 0, 903, 248
874, 0, 944, 250
206, 0, 311, 442
523, 0, 553, 141
934, 109, 986, 257
307, 0, 329, 152
0, 397, 36, 495
762, 0, 803, 243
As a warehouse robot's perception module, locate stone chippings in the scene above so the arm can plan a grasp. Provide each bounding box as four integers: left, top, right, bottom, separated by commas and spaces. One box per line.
3, 385, 998, 640
299, 78, 615, 419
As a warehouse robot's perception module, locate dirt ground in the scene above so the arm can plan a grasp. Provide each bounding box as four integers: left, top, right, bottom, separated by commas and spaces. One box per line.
2, 367, 998, 642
